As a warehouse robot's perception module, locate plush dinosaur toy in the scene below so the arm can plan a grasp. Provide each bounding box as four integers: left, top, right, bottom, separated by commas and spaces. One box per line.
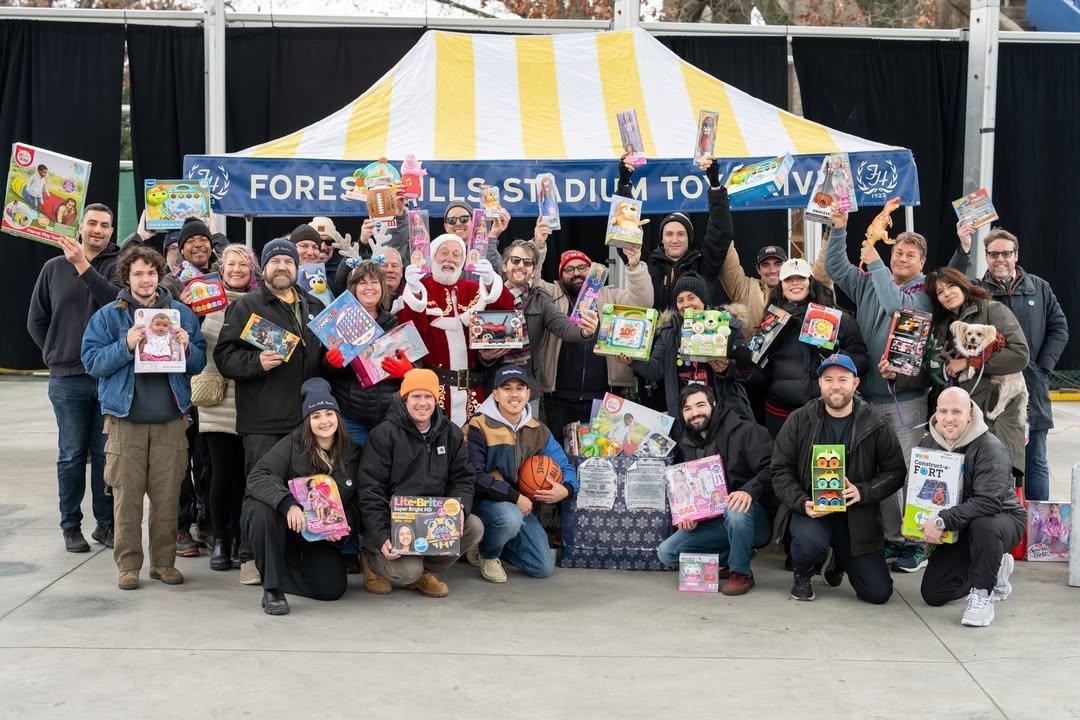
860, 197, 902, 269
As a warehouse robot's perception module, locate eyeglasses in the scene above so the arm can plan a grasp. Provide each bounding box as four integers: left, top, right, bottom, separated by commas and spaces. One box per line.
562, 263, 590, 275
445, 215, 471, 226
508, 256, 535, 267
986, 250, 1015, 260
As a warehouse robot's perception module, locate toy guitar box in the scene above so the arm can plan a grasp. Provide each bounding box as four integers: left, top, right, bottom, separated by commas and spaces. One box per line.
952, 188, 998, 230
665, 455, 729, 525
588, 392, 675, 458
3, 142, 91, 247
679, 308, 732, 362
407, 209, 431, 275
287, 474, 350, 542
307, 290, 383, 366
468, 309, 526, 350
240, 313, 300, 362
604, 195, 645, 250
692, 109, 719, 167
805, 153, 858, 224
390, 496, 464, 556
298, 263, 334, 307
352, 320, 429, 388
902, 448, 963, 543
679, 553, 720, 592
144, 179, 211, 231
811, 444, 846, 513
799, 303, 843, 351
616, 109, 646, 167
725, 153, 793, 206
536, 172, 561, 230
748, 304, 792, 366
1026, 501, 1071, 562
569, 262, 607, 326
885, 308, 933, 377
465, 208, 488, 272
594, 304, 657, 361
133, 308, 185, 374
184, 272, 228, 316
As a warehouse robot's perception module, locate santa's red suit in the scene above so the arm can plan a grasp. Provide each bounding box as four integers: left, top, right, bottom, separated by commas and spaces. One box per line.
398, 234, 513, 426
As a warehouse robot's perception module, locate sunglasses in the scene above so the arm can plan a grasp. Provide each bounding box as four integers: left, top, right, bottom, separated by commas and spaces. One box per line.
445, 215, 471, 226
986, 250, 1015, 260
508, 256, 536, 267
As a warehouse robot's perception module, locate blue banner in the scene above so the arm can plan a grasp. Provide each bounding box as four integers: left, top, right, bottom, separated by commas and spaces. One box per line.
183, 150, 919, 218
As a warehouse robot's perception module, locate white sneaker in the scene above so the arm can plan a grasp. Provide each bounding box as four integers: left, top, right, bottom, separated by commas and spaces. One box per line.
961, 588, 995, 627
465, 546, 481, 568
991, 553, 1014, 602
239, 560, 261, 586
480, 557, 507, 583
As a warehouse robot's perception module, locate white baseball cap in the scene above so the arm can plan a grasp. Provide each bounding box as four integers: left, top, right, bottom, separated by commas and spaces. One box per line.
779, 258, 813, 281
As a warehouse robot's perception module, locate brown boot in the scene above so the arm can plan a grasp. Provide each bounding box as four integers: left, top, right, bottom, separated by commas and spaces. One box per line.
150, 565, 184, 585
117, 570, 139, 590
362, 553, 391, 595
406, 572, 448, 598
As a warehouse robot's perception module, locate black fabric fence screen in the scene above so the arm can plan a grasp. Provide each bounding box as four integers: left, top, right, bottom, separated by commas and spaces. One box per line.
0, 20, 124, 370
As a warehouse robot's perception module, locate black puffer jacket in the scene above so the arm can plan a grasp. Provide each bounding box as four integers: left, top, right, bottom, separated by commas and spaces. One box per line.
770, 397, 906, 556
677, 402, 774, 503
355, 399, 475, 550
647, 186, 731, 311
327, 309, 402, 429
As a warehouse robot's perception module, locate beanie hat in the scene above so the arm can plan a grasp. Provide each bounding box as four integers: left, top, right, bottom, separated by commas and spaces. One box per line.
289, 223, 321, 246
430, 233, 466, 260
178, 217, 211, 252
301, 378, 339, 419
443, 201, 473, 221
659, 212, 694, 245
260, 237, 299, 268
671, 273, 710, 307
309, 216, 336, 237
559, 250, 592, 276
400, 368, 440, 399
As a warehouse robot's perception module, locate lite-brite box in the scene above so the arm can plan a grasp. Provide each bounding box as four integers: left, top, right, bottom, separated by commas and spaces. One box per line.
287, 475, 350, 542
885, 308, 932, 377
390, 496, 463, 557
307, 290, 382, 366
569, 262, 607, 326
604, 195, 645, 250
799, 304, 843, 351
241, 313, 300, 362
725, 153, 793, 205
1026, 501, 1071, 562
902, 447, 963, 543
679, 308, 732, 361
594, 304, 657, 361
679, 553, 720, 592
811, 444, 846, 513
3, 142, 91, 246
665, 455, 728, 525
144, 179, 211, 231
468, 309, 526, 350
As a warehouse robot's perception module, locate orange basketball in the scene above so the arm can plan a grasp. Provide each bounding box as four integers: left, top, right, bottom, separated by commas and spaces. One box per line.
517, 454, 564, 500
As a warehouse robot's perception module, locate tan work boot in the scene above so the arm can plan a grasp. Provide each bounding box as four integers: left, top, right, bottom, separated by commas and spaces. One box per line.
465, 546, 481, 567
406, 572, 449, 598
118, 570, 139, 590
150, 566, 184, 585
239, 560, 261, 585
480, 557, 507, 583
361, 553, 391, 595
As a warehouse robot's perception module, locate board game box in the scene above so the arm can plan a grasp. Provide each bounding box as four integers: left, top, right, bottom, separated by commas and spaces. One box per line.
679, 553, 720, 592
902, 447, 963, 543
885, 308, 932, 377
799, 303, 843, 351
594, 303, 657, 361
287, 474, 350, 542
307, 290, 382, 365
1027, 501, 1071, 562
3, 142, 91, 246
679, 308, 732, 361
811, 444, 846, 513
241, 313, 300, 362
390, 496, 464, 556
665, 455, 729, 524
144, 179, 211, 231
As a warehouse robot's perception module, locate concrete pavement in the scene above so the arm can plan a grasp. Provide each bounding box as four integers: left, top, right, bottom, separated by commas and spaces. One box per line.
1, 376, 1078, 719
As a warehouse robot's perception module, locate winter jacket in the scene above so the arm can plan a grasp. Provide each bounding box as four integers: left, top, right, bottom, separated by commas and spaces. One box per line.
647, 186, 732, 312
356, 399, 475, 550
27, 243, 122, 376
195, 287, 250, 435
760, 300, 868, 412
465, 394, 577, 504
918, 402, 1025, 532
510, 284, 592, 384
245, 430, 362, 533
327, 309, 403, 429
824, 227, 933, 403
676, 402, 773, 503
770, 397, 906, 556
949, 251, 1068, 432
80, 287, 207, 417
213, 283, 326, 436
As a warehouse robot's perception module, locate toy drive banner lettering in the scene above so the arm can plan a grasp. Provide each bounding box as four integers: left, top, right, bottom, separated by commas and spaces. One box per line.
183, 151, 919, 218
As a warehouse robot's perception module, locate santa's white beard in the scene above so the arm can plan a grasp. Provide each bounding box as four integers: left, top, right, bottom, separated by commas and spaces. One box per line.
433, 264, 463, 285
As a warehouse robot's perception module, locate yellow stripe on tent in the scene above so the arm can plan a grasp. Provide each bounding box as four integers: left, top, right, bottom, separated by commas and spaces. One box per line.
435, 33, 476, 160
596, 31, 655, 158
342, 75, 394, 159
778, 111, 841, 154
679, 61, 748, 158
251, 129, 304, 159
516, 35, 566, 159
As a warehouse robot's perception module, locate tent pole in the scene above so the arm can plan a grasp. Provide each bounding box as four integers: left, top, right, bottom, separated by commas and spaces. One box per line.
612, 0, 641, 29
963, 0, 1000, 280
205, 0, 226, 156
245, 215, 253, 249
904, 205, 914, 233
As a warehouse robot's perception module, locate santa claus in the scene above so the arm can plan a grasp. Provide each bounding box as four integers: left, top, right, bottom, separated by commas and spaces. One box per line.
398, 232, 513, 425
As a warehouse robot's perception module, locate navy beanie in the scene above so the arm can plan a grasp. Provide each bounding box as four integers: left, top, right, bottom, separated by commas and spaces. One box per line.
178, 217, 211, 252
260, 237, 299, 268
301, 378, 339, 419
290, 223, 321, 246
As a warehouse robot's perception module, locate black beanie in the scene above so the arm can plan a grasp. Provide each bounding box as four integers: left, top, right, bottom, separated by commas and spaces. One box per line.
659, 212, 695, 245
290, 223, 321, 246
443, 201, 473, 221
301, 378, 340, 419
671, 273, 710, 307
178, 217, 211, 252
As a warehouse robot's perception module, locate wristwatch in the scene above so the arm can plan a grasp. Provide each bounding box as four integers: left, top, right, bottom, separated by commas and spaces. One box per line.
934, 516, 946, 531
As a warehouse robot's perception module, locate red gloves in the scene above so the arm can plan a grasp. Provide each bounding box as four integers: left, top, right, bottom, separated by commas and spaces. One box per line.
326, 347, 346, 369
381, 350, 413, 379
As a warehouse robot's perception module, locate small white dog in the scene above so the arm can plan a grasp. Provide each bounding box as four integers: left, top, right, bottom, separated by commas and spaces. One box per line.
949, 321, 1028, 423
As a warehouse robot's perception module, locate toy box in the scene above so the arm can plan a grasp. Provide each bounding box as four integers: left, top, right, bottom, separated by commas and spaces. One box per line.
407, 209, 431, 274
536, 172, 561, 230
589, 392, 675, 458
307, 290, 382, 366
1027, 501, 1071, 562
569, 262, 607, 326
465, 208, 488, 272
616, 109, 646, 167
144, 179, 211, 231
693, 109, 719, 166
805, 153, 858, 224
679, 553, 720, 592
3, 142, 91, 247
604, 195, 645, 250
799, 303, 843, 351
748, 304, 792, 366
679, 308, 732, 361
725, 153, 793, 205
594, 304, 657, 361
811, 444, 846, 513
298, 262, 334, 307
390, 496, 463, 556
480, 183, 501, 219
241, 313, 300, 362
468, 309, 526, 350
287, 475, 350, 542
184, 273, 228, 316
352, 321, 429, 388
665, 455, 729, 525
952, 188, 998, 229
885, 308, 932, 377
635, 431, 676, 459
133, 308, 185, 374
902, 448, 963, 543
171, 260, 203, 285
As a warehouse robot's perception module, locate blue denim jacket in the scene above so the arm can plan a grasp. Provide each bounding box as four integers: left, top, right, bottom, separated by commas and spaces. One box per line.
81, 288, 207, 418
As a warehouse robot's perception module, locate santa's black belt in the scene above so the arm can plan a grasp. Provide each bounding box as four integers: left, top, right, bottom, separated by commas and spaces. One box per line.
432, 367, 489, 390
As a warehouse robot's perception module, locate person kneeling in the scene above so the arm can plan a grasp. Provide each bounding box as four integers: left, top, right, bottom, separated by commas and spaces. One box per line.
465, 366, 577, 582
771, 353, 906, 604
657, 385, 773, 595
241, 379, 358, 615
356, 369, 483, 597
918, 387, 1025, 627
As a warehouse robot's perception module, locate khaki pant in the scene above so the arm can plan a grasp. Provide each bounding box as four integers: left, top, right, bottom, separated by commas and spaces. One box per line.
367, 514, 483, 586
104, 415, 189, 572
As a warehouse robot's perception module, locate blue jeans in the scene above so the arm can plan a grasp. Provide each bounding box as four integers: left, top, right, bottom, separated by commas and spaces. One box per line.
1025, 428, 1050, 501
471, 499, 555, 578
656, 503, 771, 575
47, 375, 112, 530
341, 416, 369, 448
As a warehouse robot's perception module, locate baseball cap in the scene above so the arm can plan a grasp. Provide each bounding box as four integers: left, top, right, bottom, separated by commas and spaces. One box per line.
779, 258, 813, 281
755, 245, 789, 265
493, 365, 535, 390
817, 353, 858, 376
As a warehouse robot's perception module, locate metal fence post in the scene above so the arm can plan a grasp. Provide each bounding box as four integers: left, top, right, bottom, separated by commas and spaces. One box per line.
963, 0, 1000, 279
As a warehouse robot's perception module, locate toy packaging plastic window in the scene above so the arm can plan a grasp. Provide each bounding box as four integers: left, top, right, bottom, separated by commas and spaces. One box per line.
240, 313, 300, 362
692, 110, 719, 166
665, 454, 729, 524
481, 183, 501, 219
569, 262, 608, 326
885, 308, 932, 377
679, 308, 732, 361
288, 475, 350, 542
679, 553, 720, 592
144, 179, 211, 231
810, 444, 847, 513
604, 195, 645, 250
390, 496, 464, 556
407, 209, 431, 275
805, 154, 858, 225
594, 304, 657, 361
1026, 501, 1071, 561
133, 308, 186, 374
799, 304, 843, 351
536, 172, 561, 230
465, 209, 488, 272
616, 109, 646, 167
902, 448, 963, 543
307, 291, 383, 366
